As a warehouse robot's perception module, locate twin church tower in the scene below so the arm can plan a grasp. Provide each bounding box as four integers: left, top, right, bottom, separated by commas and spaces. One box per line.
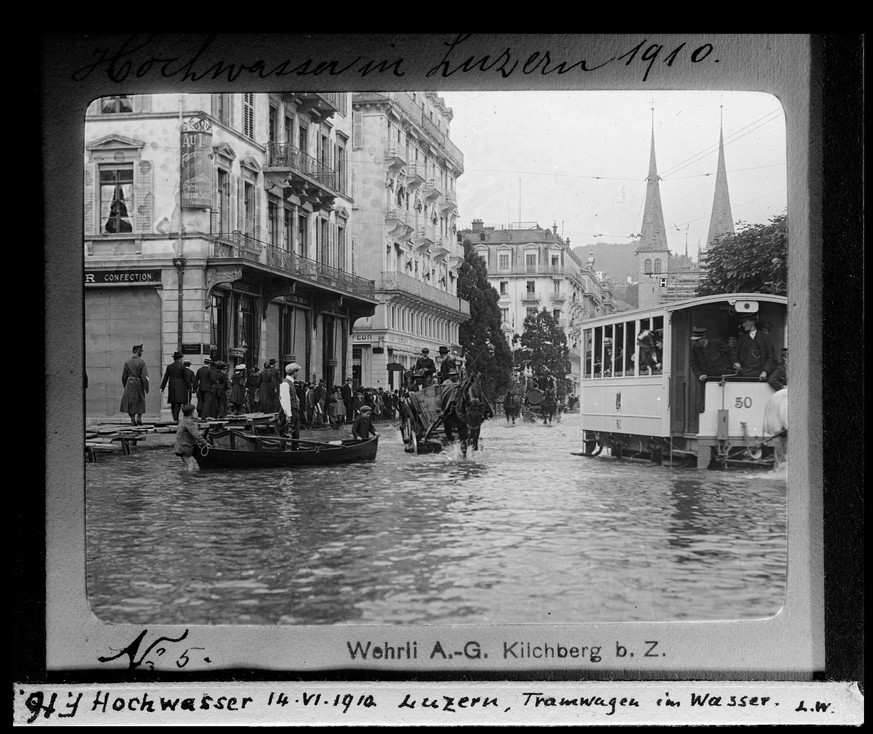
636, 108, 735, 309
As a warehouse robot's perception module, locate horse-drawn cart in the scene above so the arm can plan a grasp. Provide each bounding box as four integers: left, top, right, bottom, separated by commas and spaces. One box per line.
398, 383, 446, 454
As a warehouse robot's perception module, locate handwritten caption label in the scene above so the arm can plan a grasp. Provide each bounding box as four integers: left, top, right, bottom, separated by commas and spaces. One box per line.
14, 682, 862, 725
71, 33, 718, 85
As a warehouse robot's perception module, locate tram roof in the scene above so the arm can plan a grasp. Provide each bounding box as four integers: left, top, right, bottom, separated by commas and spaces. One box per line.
582, 293, 788, 327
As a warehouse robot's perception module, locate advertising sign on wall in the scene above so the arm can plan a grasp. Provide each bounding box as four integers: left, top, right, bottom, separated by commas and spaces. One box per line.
181, 115, 213, 209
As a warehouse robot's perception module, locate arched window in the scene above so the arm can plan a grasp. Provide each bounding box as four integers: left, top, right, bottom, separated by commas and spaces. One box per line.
644, 258, 653, 275
479, 232, 486, 241
654, 258, 662, 274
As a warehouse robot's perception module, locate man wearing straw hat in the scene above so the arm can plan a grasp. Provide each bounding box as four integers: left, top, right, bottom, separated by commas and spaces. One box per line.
279, 363, 302, 446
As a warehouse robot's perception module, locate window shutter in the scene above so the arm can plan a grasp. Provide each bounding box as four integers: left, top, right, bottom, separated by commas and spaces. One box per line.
83, 165, 96, 235
233, 177, 240, 232
352, 111, 363, 149
350, 168, 357, 208
134, 160, 154, 233
212, 164, 219, 234
254, 186, 262, 241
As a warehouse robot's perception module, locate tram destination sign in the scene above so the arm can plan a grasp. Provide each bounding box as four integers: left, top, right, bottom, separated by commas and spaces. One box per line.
84, 270, 161, 285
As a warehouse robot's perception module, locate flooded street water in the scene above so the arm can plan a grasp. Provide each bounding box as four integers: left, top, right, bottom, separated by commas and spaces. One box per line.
85, 413, 787, 626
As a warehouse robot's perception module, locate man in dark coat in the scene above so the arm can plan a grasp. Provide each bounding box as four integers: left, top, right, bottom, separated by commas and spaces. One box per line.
182, 361, 196, 404
340, 377, 354, 423
193, 358, 213, 418
768, 347, 788, 391
120, 344, 149, 425
437, 346, 458, 384
414, 348, 437, 386
209, 361, 229, 419
690, 327, 736, 413
733, 316, 777, 380
160, 350, 191, 422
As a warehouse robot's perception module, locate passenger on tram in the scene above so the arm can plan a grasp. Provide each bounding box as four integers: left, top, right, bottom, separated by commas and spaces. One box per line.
636, 329, 662, 373
733, 316, 776, 381
690, 327, 737, 412
768, 347, 788, 391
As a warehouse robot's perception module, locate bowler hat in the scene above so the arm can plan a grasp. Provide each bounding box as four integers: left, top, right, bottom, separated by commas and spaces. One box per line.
132, 344, 143, 352
172, 351, 183, 359
438, 346, 449, 354
269, 358, 277, 365
421, 347, 429, 354
690, 327, 707, 340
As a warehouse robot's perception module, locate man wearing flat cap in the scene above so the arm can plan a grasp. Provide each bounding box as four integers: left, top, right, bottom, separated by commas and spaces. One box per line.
690, 327, 736, 413
160, 349, 191, 422
414, 347, 437, 387
120, 344, 150, 425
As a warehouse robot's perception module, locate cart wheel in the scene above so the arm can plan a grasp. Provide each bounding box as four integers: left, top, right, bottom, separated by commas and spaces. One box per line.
399, 418, 411, 444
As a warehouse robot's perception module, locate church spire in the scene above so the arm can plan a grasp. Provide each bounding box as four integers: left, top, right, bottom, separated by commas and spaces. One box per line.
706, 107, 735, 245
636, 104, 671, 310
637, 110, 670, 254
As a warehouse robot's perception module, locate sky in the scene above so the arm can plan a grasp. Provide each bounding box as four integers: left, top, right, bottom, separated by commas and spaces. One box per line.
440, 91, 787, 257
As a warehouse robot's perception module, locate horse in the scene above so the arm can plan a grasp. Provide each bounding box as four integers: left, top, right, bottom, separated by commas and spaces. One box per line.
762, 387, 788, 470
503, 392, 520, 424
455, 374, 492, 455
541, 388, 558, 424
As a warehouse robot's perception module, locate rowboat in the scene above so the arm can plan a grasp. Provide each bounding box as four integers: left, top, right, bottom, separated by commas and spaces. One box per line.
193, 427, 379, 469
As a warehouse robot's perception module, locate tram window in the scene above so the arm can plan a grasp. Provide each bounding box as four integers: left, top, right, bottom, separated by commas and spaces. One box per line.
602, 326, 613, 376
614, 323, 624, 376
583, 330, 593, 378
624, 320, 636, 376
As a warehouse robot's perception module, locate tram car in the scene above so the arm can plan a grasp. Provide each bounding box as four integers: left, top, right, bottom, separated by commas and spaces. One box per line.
578, 293, 788, 468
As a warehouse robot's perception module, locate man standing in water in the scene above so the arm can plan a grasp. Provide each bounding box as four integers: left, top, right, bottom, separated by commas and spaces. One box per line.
120, 344, 149, 426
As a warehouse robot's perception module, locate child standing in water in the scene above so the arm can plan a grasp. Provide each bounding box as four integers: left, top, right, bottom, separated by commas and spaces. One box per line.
174, 403, 207, 471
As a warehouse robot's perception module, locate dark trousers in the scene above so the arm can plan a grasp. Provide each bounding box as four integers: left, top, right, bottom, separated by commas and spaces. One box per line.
170, 402, 183, 422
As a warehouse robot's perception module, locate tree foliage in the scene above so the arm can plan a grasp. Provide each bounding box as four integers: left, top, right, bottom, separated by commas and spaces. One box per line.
457, 240, 513, 399
697, 213, 788, 296
512, 308, 572, 393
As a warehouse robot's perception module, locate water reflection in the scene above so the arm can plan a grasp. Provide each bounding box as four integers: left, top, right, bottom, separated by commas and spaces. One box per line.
85, 415, 787, 626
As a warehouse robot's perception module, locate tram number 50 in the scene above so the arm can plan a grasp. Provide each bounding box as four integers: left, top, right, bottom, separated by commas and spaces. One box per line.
735, 396, 753, 409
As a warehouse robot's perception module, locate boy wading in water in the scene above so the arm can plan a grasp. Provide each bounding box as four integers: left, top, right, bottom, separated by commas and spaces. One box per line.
174, 403, 207, 471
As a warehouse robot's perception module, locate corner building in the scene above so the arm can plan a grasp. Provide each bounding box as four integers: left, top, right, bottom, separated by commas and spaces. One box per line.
84, 93, 377, 422
457, 221, 615, 393
348, 92, 470, 389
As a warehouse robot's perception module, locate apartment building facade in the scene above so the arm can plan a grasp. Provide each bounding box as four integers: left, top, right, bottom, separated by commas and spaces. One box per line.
458, 221, 615, 390
348, 92, 470, 389
84, 92, 377, 421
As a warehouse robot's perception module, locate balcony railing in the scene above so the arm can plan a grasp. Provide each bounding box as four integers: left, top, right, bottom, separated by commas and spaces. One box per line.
355, 92, 464, 172
380, 270, 470, 315
265, 143, 344, 195
209, 230, 374, 299
521, 291, 542, 302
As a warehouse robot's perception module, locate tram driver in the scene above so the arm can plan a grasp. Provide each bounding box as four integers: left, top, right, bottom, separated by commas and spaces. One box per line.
690, 327, 736, 413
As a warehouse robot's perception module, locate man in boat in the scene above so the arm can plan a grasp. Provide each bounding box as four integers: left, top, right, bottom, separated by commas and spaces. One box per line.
690, 327, 736, 413
351, 404, 378, 441
279, 362, 302, 447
